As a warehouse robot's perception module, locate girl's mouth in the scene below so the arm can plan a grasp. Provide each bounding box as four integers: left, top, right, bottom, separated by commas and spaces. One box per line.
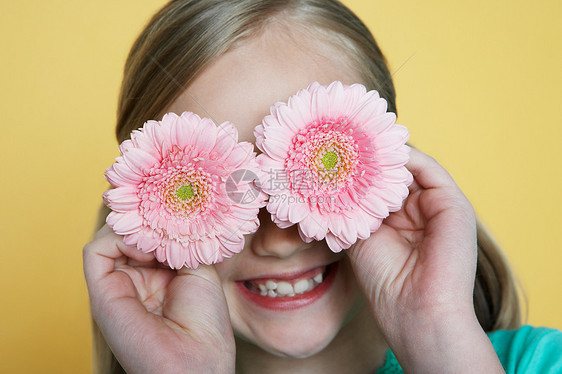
236, 261, 339, 310
244, 265, 328, 297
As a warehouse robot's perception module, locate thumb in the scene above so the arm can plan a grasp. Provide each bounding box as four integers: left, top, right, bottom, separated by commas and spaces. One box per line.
163, 265, 233, 342
346, 225, 407, 276
344, 225, 412, 303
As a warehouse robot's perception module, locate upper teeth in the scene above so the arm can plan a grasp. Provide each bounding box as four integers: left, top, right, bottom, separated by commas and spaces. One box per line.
255, 273, 324, 297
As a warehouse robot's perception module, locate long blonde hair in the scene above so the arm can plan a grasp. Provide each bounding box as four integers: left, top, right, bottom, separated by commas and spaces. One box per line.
93, 0, 522, 372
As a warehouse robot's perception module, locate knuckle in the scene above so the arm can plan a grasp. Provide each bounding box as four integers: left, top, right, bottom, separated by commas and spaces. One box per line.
82, 242, 93, 258
425, 154, 438, 165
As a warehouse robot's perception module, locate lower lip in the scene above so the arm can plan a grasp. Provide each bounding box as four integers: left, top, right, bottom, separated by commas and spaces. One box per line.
236, 262, 339, 311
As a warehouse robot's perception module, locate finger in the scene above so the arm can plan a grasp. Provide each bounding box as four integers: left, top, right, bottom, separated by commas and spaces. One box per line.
406, 152, 477, 263
83, 225, 155, 284
163, 265, 232, 337
91, 285, 176, 374
126, 256, 169, 268
406, 148, 457, 190
406, 149, 473, 218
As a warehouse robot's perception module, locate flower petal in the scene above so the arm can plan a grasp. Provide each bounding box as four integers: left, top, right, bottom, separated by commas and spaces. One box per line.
297, 226, 314, 243
192, 117, 217, 156
137, 229, 160, 253
262, 137, 290, 161
348, 91, 383, 125
154, 117, 173, 155
274, 103, 300, 133
195, 236, 220, 265
212, 123, 237, 160
286, 94, 314, 129
363, 112, 396, 135
373, 125, 409, 152
105, 167, 136, 188
312, 85, 330, 121
376, 187, 405, 211
342, 83, 367, 114
171, 113, 195, 150
287, 199, 309, 224
166, 239, 185, 269
357, 194, 390, 219
377, 148, 410, 167
123, 148, 158, 173
107, 210, 143, 235
339, 217, 358, 246
326, 81, 346, 114
111, 160, 143, 182
103, 187, 140, 212
325, 232, 351, 253
254, 124, 265, 151
298, 212, 328, 240
380, 167, 412, 184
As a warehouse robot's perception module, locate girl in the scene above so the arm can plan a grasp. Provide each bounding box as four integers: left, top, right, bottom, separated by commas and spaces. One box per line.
83, 1, 562, 373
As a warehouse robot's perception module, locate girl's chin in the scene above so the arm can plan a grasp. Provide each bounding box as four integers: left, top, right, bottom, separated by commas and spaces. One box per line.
235, 321, 340, 359
232, 294, 347, 357
231, 262, 365, 360
234, 291, 366, 359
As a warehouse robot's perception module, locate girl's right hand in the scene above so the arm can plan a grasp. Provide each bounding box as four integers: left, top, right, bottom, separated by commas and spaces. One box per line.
346, 149, 503, 373
83, 225, 235, 374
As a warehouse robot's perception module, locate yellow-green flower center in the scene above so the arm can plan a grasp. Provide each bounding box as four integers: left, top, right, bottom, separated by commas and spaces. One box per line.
321, 151, 338, 170
286, 122, 360, 195
176, 184, 195, 201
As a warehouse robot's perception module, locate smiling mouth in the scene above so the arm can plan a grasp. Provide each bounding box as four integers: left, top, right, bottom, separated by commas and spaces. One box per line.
243, 264, 333, 298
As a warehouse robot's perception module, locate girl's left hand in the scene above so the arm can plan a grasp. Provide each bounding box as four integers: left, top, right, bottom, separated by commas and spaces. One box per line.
346, 148, 504, 373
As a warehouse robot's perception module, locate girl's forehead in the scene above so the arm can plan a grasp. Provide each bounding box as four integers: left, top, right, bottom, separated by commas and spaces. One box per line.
165, 31, 362, 144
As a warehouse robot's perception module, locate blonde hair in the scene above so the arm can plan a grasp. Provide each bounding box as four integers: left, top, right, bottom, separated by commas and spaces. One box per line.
93, 0, 522, 372
114, 0, 396, 143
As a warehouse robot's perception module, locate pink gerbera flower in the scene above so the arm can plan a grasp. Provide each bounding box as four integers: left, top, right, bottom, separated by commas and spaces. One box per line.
103, 112, 266, 269
255, 81, 413, 252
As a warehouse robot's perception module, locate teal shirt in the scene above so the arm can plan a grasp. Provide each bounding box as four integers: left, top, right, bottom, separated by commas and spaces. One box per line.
377, 326, 562, 373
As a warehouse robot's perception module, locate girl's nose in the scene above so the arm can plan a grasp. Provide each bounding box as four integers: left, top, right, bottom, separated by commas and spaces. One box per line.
250, 209, 311, 258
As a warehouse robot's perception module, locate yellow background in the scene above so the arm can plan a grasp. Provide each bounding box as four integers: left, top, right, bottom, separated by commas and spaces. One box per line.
1, 0, 560, 372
